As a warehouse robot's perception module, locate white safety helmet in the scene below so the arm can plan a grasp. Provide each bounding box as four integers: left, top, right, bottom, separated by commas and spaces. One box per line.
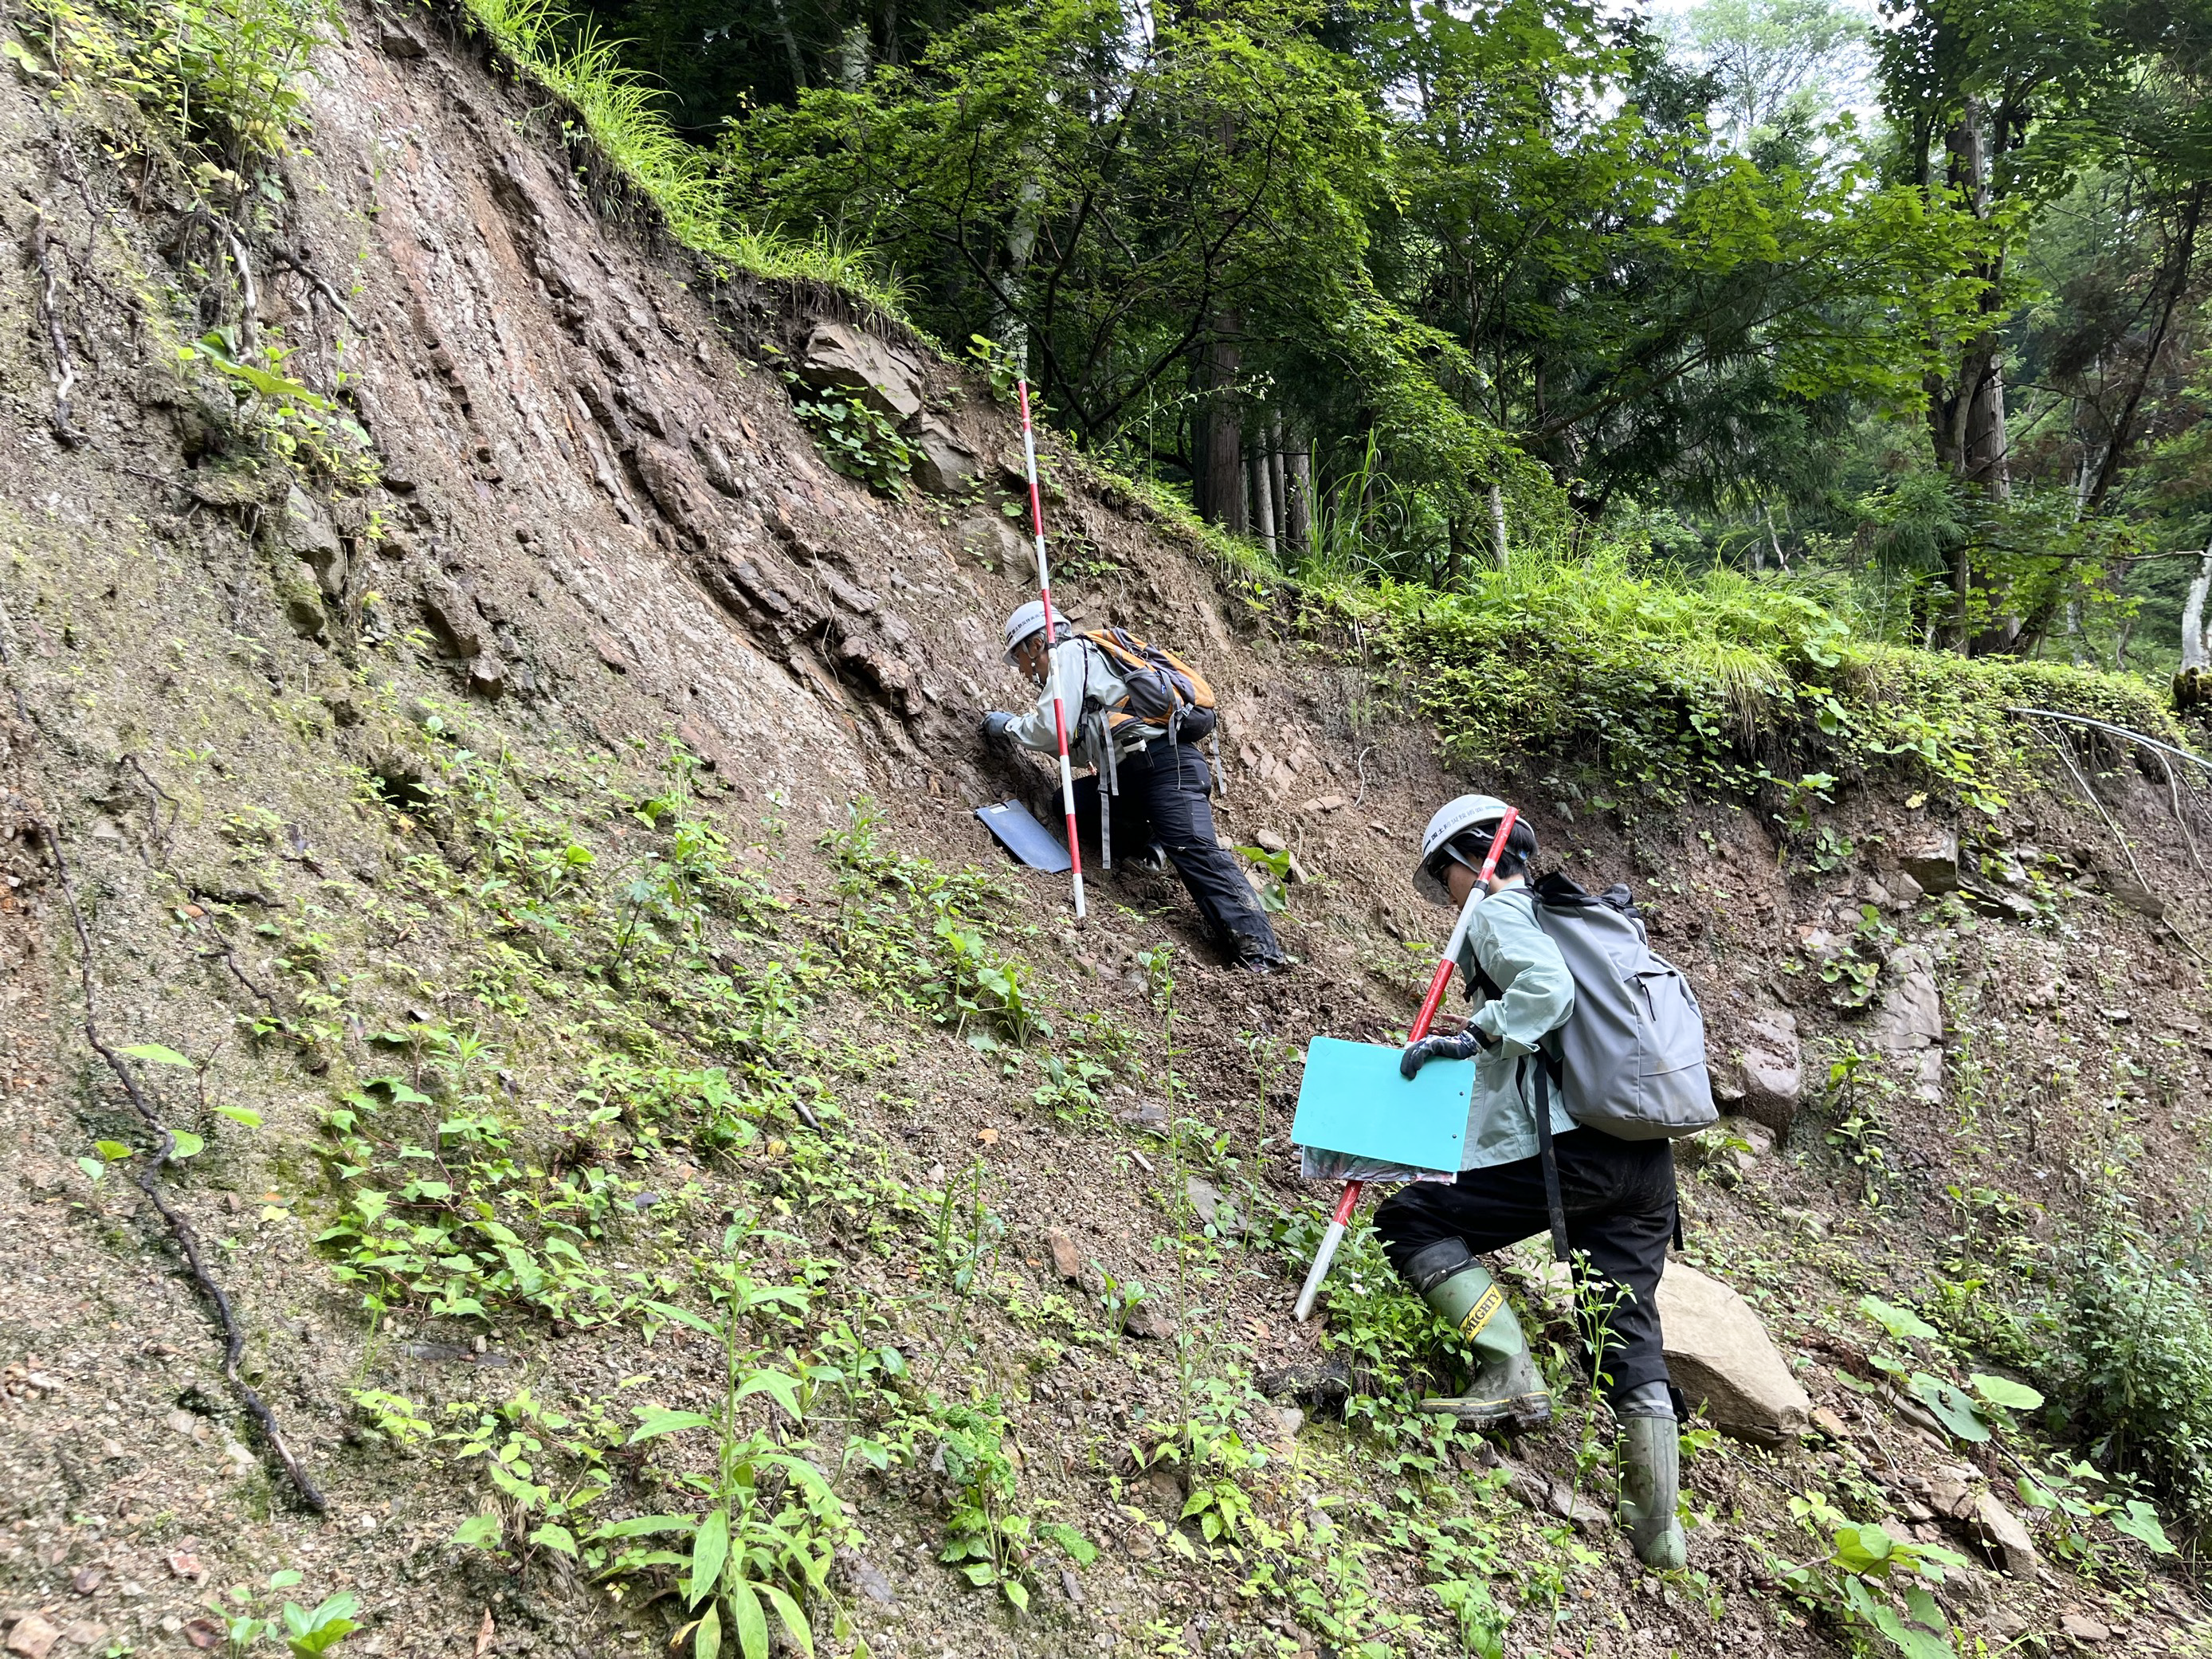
1002, 599, 1067, 662
1414, 793, 1516, 903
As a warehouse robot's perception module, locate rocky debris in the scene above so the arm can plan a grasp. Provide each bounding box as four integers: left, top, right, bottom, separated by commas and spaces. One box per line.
1045, 1227, 1084, 1281
1655, 1261, 1810, 1444
1257, 1358, 1354, 1408
1251, 1404, 1304, 1447
1184, 1176, 1245, 1238
1867, 943, 1945, 1100
1810, 1405, 1850, 1440
273, 484, 345, 599
1546, 1477, 1612, 1534
2098, 869, 2167, 919
2060, 1612, 2111, 1643
1898, 832, 1961, 895
633, 445, 720, 543
1253, 828, 1288, 853
908, 416, 982, 496
5, 1613, 60, 1659
1971, 1490, 2039, 1578
833, 1550, 898, 1610
798, 322, 924, 421
1124, 1296, 1175, 1340
419, 573, 484, 659
954, 514, 1034, 583
1734, 1011, 1802, 1131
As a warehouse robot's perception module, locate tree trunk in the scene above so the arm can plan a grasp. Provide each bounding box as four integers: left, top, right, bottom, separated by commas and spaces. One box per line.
1488, 481, 1508, 569
2183, 548, 2212, 673
768, 0, 807, 92
1268, 418, 1288, 553
1250, 446, 1276, 558
1284, 436, 1312, 551
1198, 315, 1245, 531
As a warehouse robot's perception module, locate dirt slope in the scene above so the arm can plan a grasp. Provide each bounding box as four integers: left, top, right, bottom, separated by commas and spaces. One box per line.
4, 8, 2212, 1659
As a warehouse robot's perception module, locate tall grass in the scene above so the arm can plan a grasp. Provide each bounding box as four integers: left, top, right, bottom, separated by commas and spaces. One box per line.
456, 0, 906, 316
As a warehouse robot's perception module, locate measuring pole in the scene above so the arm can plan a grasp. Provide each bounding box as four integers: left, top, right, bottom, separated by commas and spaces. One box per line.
1292, 807, 1519, 1322
1017, 378, 1084, 920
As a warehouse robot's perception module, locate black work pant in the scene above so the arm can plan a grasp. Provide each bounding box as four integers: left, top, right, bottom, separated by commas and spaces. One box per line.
1373, 1128, 1677, 1399
1072, 741, 1281, 959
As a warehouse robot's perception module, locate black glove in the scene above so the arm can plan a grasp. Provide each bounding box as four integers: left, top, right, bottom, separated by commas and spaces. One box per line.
980, 711, 1016, 743
1400, 1030, 1483, 1080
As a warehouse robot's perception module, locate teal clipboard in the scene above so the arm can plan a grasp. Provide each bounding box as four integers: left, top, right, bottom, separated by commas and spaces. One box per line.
1291, 1036, 1473, 1174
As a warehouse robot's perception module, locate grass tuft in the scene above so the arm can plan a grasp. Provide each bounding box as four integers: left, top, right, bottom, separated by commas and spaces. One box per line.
453, 0, 907, 316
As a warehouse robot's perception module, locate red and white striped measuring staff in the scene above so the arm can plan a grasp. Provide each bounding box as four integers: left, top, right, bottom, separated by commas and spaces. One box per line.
1292, 806, 1519, 1321
1016, 379, 1084, 920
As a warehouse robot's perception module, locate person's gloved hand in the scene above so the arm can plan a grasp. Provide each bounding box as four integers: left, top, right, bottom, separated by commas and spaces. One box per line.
1400, 1030, 1483, 1079
980, 711, 1016, 743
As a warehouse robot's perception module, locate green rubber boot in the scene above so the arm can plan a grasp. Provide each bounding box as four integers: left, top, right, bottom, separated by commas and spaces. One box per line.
1617, 1404, 1687, 1570
1410, 1249, 1552, 1432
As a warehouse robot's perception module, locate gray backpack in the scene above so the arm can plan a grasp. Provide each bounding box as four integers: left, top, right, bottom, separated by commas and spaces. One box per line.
1529, 873, 1717, 1142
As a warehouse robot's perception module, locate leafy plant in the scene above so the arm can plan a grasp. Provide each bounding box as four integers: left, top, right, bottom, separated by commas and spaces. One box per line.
924, 1398, 1094, 1609
790, 389, 911, 493
1775, 1497, 1971, 1659
589, 1238, 844, 1659
206, 1575, 359, 1659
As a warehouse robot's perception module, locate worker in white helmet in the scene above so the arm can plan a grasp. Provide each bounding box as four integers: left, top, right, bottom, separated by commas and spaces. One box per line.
982, 602, 1286, 974
1373, 792, 1686, 1571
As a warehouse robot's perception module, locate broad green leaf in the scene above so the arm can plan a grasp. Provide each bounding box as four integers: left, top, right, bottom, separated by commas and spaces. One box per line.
692, 1602, 720, 1659
123, 1043, 194, 1067
1857, 1296, 1937, 1343
215, 1104, 263, 1127
452, 1514, 502, 1550
759, 1584, 814, 1659
169, 1131, 206, 1159
728, 1581, 767, 1659
1900, 1583, 1946, 1630
1908, 1374, 1990, 1443
643, 1300, 720, 1336
94, 1139, 135, 1162
76, 1156, 104, 1183
1967, 1373, 2043, 1412
629, 1408, 716, 1443
735, 1370, 802, 1420
1002, 1579, 1030, 1611
526, 1524, 577, 1558
2112, 1499, 2176, 1555
961, 1563, 996, 1586
759, 1453, 836, 1502
688, 1510, 730, 1609
1869, 1603, 1954, 1659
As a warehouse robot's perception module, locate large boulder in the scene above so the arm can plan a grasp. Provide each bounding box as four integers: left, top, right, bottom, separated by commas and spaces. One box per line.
798, 323, 924, 421
1656, 1261, 1810, 1445
1867, 943, 1944, 1100
908, 415, 982, 496
274, 484, 346, 599
1735, 1011, 1803, 1131
1897, 831, 1961, 896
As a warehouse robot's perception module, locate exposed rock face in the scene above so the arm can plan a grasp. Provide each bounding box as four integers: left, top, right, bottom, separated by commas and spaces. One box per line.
1867, 943, 1945, 1100
273, 484, 346, 599
798, 322, 925, 421
1655, 1261, 1810, 1444
1898, 831, 1961, 895
955, 514, 1034, 583
1735, 1010, 1803, 1131
908, 415, 982, 496
1971, 1491, 2039, 1577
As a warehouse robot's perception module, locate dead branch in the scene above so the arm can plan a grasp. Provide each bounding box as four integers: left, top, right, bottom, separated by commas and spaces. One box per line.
120, 755, 178, 865
2035, 725, 2210, 967
2006, 706, 2212, 775
270, 248, 360, 330
30, 210, 84, 448
40, 820, 328, 1512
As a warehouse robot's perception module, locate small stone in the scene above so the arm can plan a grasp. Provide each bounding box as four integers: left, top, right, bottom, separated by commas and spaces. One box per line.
1315, 794, 1348, 812
1986, 1609, 2028, 1639
1928, 1469, 1975, 1520
1184, 1177, 1245, 1238
1124, 1297, 1175, 1340
6, 1613, 60, 1659
1809, 1406, 1849, 1441
1254, 829, 1288, 854
1044, 1229, 1084, 1281
1253, 1405, 1304, 1447
69, 1569, 101, 1596
60, 1626, 108, 1650
2060, 1613, 2110, 1642
378, 24, 426, 57
158, 1618, 183, 1637
1898, 833, 1961, 895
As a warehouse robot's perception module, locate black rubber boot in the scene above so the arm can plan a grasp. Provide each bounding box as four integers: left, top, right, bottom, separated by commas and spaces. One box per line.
1615, 1380, 1686, 1569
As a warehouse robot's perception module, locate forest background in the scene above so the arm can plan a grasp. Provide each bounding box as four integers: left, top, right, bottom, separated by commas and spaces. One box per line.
528, 0, 2209, 680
